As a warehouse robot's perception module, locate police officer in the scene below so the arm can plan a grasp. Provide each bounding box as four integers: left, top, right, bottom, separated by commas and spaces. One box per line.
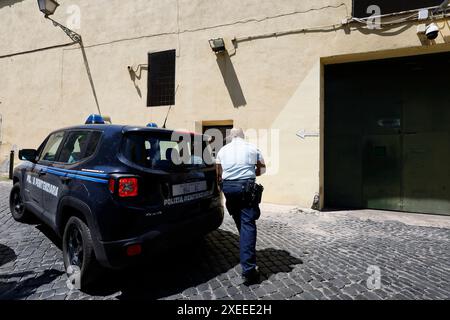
216, 128, 266, 285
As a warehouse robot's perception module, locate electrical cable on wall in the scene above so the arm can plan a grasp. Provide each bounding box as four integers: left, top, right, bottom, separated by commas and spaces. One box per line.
73, 2, 446, 49
234, 4, 450, 44
2, 2, 448, 60
68, 3, 350, 50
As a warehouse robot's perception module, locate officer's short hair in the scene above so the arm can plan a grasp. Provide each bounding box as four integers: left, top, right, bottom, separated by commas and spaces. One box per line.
229, 128, 245, 140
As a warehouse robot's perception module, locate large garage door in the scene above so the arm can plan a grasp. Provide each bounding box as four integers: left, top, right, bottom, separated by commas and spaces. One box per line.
325, 52, 450, 215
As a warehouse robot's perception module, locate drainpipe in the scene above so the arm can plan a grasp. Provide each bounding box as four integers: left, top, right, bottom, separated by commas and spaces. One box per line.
9, 150, 14, 180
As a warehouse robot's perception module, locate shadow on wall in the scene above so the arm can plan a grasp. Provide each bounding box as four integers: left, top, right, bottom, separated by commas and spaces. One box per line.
0, 158, 9, 174
353, 22, 415, 37
128, 65, 148, 99
444, 19, 450, 43
0, 0, 26, 10
216, 52, 247, 108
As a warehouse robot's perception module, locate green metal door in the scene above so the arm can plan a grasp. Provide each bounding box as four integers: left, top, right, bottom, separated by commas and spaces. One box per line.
360, 65, 403, 211
400, 61, 450, 214
363, 134, 402, 211
325, 52, 450, 215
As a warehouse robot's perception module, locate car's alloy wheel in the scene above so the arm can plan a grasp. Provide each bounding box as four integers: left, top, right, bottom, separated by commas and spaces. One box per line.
62, 216, 100, 291
12, 191, 24, 216
10, 183, 31, 222
67, 224, 84, 268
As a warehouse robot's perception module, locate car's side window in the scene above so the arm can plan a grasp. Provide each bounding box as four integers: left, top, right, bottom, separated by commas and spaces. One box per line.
39, 132, 65, 162
84, 131, 102, 159
58, 131, 102, 164
58, 131, 91, 164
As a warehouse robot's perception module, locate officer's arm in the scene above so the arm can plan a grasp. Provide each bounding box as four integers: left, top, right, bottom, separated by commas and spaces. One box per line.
255, 150, 266, 176
215, 150, 223, 186
256, 160, 266, 176
216, 164, 223, 187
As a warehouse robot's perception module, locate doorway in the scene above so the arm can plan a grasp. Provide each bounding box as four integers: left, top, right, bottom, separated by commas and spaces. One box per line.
201, 120, 233, 158
324, 52, 450, 215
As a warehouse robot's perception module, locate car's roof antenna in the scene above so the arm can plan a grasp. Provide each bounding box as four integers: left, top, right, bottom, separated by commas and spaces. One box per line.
162, 84, 179, 129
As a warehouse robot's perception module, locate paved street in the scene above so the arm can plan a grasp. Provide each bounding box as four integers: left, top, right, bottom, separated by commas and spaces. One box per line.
0, 181, 449, 300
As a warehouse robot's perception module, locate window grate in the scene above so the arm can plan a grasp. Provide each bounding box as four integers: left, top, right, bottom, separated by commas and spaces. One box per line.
147, 50, 176, 107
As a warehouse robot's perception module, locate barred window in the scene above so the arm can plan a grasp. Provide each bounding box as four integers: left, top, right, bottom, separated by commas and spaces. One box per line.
147, 50, 176, 107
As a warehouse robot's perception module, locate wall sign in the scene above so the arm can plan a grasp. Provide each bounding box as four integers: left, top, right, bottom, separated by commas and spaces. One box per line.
296, 129, 319, 139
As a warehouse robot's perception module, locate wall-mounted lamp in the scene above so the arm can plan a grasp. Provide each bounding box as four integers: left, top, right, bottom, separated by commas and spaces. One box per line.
37, 0, 59, 16
37, 0, 81, 43
209, 38, 226, 54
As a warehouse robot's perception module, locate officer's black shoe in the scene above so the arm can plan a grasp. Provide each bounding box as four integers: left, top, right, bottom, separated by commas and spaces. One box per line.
242, 268, 260, 286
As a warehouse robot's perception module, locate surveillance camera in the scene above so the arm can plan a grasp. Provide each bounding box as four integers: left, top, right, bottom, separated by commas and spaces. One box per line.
425, 23, 439, 40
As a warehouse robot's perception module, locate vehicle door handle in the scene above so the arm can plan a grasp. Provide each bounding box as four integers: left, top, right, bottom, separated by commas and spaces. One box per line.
60, 176, 72, 184
38, 170, 46, 177
60, 177, 72, 184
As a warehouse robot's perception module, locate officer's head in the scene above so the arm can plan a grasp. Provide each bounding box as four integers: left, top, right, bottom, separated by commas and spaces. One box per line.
79, 135, 88, 149
228, 128, 245, 140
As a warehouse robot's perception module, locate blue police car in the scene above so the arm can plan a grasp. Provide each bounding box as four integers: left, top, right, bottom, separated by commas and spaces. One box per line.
9, 115, 224, 289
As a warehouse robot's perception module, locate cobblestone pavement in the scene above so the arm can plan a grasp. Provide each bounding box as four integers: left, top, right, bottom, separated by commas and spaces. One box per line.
0, 181, 449, 300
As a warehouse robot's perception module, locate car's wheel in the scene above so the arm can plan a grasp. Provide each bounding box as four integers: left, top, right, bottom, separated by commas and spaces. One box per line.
9, 183, 31, 222
62, 216, 100, 291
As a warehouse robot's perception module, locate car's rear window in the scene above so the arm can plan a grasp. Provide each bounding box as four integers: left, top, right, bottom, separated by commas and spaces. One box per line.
121, 131, 214, 170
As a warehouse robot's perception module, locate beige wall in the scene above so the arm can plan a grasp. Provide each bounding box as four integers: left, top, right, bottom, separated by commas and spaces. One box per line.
1, 0, 450, 206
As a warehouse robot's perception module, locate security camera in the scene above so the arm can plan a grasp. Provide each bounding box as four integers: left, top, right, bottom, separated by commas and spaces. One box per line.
425, 23, 439, 40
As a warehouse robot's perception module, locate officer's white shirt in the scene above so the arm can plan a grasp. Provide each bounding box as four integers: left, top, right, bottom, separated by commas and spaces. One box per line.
216, 137, 264, 181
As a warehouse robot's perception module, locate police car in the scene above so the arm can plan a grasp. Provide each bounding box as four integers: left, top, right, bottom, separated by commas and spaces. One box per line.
10, 115, 224, 289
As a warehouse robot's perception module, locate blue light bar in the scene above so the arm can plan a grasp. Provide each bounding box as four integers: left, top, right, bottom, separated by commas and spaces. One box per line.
146, 122, 158, 128
85, 114, 105, 124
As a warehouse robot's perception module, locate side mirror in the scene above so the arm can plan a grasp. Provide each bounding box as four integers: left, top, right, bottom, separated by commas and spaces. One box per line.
19, 149, 38, 163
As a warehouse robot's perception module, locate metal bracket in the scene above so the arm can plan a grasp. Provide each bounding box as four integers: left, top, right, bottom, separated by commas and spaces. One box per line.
45, 15, 82, 43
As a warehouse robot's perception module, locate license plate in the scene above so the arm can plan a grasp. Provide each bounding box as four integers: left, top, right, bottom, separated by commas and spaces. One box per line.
172, 181, 207, 197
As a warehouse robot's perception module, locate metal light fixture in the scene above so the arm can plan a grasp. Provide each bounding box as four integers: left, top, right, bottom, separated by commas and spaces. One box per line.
37, 0, 59, 16
209, 38, 226, 53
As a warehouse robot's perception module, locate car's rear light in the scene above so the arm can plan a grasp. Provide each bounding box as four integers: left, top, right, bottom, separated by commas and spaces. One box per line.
118, 177, 138, 197
126, 244, 142, 257
108, 178, 115, 193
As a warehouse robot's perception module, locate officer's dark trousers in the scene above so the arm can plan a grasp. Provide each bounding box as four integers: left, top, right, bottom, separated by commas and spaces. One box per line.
222, 179, 260, 277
